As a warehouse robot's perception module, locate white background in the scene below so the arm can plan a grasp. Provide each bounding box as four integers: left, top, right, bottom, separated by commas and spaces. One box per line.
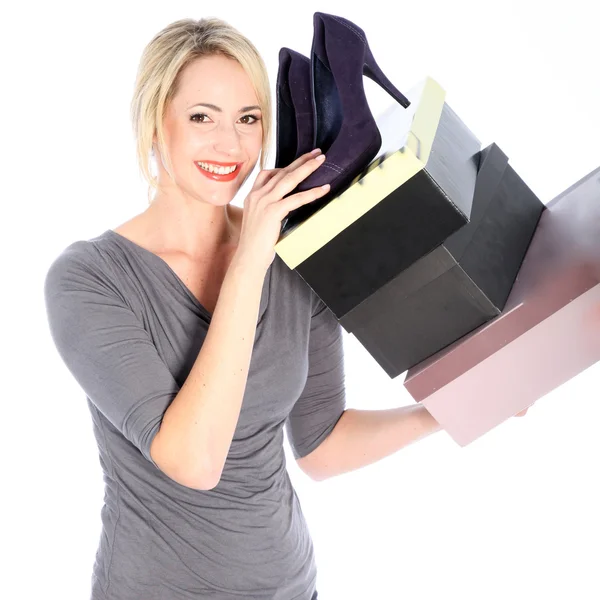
3, 1, 599, 599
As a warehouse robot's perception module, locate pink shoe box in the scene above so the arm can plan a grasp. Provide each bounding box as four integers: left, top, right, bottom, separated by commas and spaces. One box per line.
403, 166, 600, 446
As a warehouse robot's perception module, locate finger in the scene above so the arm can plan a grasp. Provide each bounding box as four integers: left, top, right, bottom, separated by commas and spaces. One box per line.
268, 153, 327, 200
252, 168, 279, 190
261, 149, 323, 195
281, 148, 323, 171
277, 183, 330, 216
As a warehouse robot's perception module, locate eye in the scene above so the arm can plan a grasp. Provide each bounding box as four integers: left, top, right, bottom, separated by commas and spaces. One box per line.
239, 114, 261, 125
190, 113, 211, 123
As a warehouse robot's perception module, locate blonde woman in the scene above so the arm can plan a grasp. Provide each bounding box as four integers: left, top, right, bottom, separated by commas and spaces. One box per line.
44, 16, 446, 600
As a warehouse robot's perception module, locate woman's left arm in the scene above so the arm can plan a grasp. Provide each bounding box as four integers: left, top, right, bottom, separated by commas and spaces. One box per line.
291, 289, 532, 482
299, 404, 532, 482
297, 404, 442, 481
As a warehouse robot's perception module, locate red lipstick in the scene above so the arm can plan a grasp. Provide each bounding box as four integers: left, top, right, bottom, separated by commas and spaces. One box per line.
195, 160, 242, 182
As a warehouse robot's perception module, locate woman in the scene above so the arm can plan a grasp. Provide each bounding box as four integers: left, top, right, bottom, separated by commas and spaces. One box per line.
44, 15, 524, 600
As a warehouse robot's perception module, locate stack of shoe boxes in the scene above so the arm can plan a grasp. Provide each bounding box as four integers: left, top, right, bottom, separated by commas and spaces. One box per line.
275, 76, 545, 381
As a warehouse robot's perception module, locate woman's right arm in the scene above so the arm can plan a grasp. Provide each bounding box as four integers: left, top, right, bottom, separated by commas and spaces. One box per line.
149, 254, 266, 489
45, 151, 328, 490
152, 149, 329, 489
45, 246, 259, 491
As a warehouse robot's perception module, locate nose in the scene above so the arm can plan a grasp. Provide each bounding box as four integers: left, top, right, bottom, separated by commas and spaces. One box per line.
212, 121, 242, 156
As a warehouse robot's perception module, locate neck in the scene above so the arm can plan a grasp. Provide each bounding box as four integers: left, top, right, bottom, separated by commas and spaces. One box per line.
143, 194, 239, 259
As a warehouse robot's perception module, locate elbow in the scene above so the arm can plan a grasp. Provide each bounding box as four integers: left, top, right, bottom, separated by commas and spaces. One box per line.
310, 469, 329, 483
297, 453, 329, 482
168, 461, 222, 491
173, 465, 221, 491
187, 450, 225, 490
303, 460, 328, 482
150, 431, 222, 490
191, 467, 222, 490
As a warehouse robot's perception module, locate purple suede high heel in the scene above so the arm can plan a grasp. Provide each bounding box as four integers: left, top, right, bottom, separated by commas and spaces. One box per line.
280, 12, 411, 234
275, 48, 314, 169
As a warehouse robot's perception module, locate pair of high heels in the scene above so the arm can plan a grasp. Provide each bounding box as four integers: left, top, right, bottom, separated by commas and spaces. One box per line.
275, 12, 411, 234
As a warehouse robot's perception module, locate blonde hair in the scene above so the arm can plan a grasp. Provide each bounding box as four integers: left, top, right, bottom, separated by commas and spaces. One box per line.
130, 17, 272, 203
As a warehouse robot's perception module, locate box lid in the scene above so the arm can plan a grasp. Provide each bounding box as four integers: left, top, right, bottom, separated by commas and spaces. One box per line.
360, 142, 510, 301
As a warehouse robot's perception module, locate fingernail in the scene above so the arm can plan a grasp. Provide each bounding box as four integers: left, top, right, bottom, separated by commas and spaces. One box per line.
316, 154, 326, 161
311, 148, 322, 155
321, 184, 330, 190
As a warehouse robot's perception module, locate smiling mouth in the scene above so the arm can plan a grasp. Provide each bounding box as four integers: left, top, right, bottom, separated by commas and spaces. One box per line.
195, 161, 239, 175
194, 160, 242, 182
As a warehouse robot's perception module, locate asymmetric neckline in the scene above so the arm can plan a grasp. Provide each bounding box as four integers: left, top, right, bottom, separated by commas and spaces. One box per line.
102, 228, 273, 321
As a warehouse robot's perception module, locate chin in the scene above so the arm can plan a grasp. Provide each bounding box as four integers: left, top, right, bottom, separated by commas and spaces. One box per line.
199, 186, 240, 206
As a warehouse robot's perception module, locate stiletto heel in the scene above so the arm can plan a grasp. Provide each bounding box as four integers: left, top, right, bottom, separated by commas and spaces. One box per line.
275, 48, 314, 169
281, 12, 411, 234
364, 44, 410, 108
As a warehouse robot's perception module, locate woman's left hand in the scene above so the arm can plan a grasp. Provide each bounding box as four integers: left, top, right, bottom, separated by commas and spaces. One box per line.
514, 405, 533, 417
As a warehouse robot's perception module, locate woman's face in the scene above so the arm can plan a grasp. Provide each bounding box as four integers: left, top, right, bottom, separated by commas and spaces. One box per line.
155, 53, 264, 205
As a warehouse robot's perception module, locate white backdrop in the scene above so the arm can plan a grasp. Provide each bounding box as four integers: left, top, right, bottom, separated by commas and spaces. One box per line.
3, 0, 599, 598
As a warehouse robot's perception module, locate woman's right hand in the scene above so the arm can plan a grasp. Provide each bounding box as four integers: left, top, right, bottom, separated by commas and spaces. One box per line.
234, 149, 330, 273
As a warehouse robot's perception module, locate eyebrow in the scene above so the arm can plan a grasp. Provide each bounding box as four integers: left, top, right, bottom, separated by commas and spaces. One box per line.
187, 102, 262, 112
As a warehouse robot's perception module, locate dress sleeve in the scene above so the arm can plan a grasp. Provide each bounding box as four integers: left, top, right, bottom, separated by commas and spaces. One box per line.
285, 292, 346, 460
43, 243, 180, 469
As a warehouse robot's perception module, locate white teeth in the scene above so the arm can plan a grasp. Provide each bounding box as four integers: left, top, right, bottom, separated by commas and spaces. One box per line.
196, 162, 238, 175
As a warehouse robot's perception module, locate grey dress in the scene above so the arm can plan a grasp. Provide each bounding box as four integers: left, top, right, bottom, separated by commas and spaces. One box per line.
43, 229, 346, 600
